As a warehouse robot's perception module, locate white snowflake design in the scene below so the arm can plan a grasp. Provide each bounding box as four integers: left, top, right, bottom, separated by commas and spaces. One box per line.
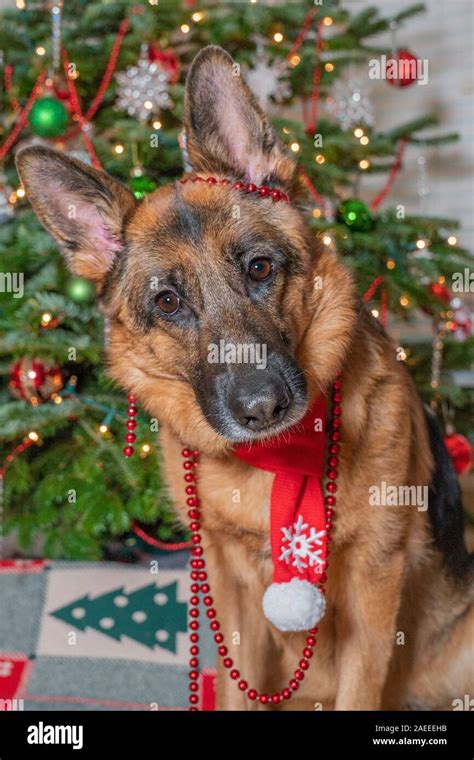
279, 515, 326, 574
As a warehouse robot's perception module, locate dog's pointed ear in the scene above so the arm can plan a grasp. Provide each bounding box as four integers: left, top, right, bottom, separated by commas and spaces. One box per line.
184, 46, 296, 187
15, 146, 137, 286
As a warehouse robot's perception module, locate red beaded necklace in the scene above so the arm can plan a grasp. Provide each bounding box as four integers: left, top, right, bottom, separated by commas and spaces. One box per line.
124, 376, 342, 710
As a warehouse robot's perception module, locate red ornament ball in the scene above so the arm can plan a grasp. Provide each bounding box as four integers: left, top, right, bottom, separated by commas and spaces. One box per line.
386, 48, 420, 88
444, 433, 472, 476
429, 282, 452, 304
9, 357, 64, 404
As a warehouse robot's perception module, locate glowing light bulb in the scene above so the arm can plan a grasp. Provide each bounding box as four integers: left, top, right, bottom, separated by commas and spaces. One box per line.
416, 239, 426, 249
36, 46, 46, 56
325, 63, 334, 72
386, 259, 396, 270
28, 431, 39, 442
114, 144, 124, 155
354, 128, 364, 138
359, 160, 370, 170
323, 235, 332, 246
447, 236, 457, 246
290, 142, 300, 153
315, 154, 325, 164
181, 24, 190, 34
360, 136, 369, 146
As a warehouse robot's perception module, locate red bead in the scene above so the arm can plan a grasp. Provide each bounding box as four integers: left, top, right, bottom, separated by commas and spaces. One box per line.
127, 406, 138, 416
203, 596, 213, 607
223, 658, 233, 669
218, 646, 227, 656
190, 645, 199, 655
306, 635, 316, 646
214, 633, 224, 644
300, 659, 310, 670
332, 404, 341, 416
206, 609, 216, 619
303, 648, 313, 659
325, 522, 332, 531
329, 443, 339, 455
191, 583, 199, 593
190, 522, 200, 532
327, 469, 337, 480
190, 633, 199, 643
309, 627, 319, 634
210, 622, 220, 632
230, 669, 239, 680
271, 189, 281, 201
191, 571, 199, 581
190, 559, 200, 568
189, 670, 199, 680
238, 680, 248, 691
327, 482, 337, 493
187, 498, 198, 507
190, 621, 199, 630
192, 450, 200, 457
198, 572, 207, 580
191, 547, 203, 556
125, 433, 136, 443
248, 689, 258, 700
183, 461, 193, 470
191, 535, 201, 545
201, 583, 210, 594
289, 679, 299, 691
234, 181, 244, 189
189, 682, 198, 692
259, 694, 269, 704
282, 688, 291, 699
319, 573, 327, 583
189, 694, 199, 705
247, 183, 257, 193
190, 595, 199, 606
271, 694, 281, 704
325, 496, 335, 506
190, 608, 199, 618
295, 669, 305, 681
186, 486, 196, 495
328, 457, 338, 468
331, 431, 341, 442
207, 176, 217, 184
332, 417, 341, 429
188, 509, 200, 520
184, 473, 195, 482
281, 192, 289, 202
127, 394, 136, 404
123, 445, 134, 457
258, 185, 270, 197
221, 179, 230, 185
333, 391, 342, 403
334, 379, 342, 390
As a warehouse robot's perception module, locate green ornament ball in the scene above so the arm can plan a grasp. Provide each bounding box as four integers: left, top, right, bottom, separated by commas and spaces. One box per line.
28, 96, 69, 138
66, 276, 95, 304
337, 198, 373, 232
130, 174, 157, 200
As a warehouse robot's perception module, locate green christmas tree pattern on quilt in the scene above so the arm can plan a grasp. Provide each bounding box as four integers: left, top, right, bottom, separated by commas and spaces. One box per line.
50, 581, 187, 653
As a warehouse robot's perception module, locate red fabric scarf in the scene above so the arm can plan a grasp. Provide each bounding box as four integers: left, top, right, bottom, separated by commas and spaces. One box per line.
234, 395, 327, 588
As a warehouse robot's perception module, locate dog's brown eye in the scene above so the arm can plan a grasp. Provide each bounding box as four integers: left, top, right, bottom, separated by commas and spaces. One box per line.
156, 291, 181, 315
248, 258, 273, 282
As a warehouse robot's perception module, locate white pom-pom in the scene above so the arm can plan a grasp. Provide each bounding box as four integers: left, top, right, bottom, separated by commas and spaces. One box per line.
262, 579, 326, 632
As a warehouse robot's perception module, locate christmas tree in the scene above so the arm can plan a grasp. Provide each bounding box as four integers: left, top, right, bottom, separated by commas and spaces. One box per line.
0, 0, 472, 559
51, 580, 188, 652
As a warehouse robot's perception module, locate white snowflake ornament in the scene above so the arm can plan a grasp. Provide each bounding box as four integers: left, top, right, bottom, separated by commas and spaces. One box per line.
115, 47, 172, 124
245, 53, 291, 109
327, 78, 374, 131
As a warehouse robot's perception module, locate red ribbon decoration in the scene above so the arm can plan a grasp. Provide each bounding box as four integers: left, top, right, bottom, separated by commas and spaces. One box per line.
234, 395, 327, 587
370, 137, 408, 210
0, 70, 46, 162
363, 274, 388, 327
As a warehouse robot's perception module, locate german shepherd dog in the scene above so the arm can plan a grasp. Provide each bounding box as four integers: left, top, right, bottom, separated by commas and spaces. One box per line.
17, 46, 473, 711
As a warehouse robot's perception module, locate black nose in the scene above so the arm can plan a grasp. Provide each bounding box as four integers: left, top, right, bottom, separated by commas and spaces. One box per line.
228, 373, 291, 431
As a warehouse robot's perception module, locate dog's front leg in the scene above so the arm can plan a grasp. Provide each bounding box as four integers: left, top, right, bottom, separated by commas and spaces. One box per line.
334, 546, 405, 710
204, 533, 273, 711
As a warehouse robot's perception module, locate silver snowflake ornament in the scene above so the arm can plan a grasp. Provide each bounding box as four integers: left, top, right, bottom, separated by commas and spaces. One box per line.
115, 50, 172, 124
245, 54, 291, 109
327, 78, 374, 131
279, 515, 326, 574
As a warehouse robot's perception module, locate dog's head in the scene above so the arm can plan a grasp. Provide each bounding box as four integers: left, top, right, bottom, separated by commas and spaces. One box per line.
16, 46, 355, 453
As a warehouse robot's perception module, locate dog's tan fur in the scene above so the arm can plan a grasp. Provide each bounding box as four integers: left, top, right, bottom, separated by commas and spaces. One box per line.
17, 46, 473, 711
